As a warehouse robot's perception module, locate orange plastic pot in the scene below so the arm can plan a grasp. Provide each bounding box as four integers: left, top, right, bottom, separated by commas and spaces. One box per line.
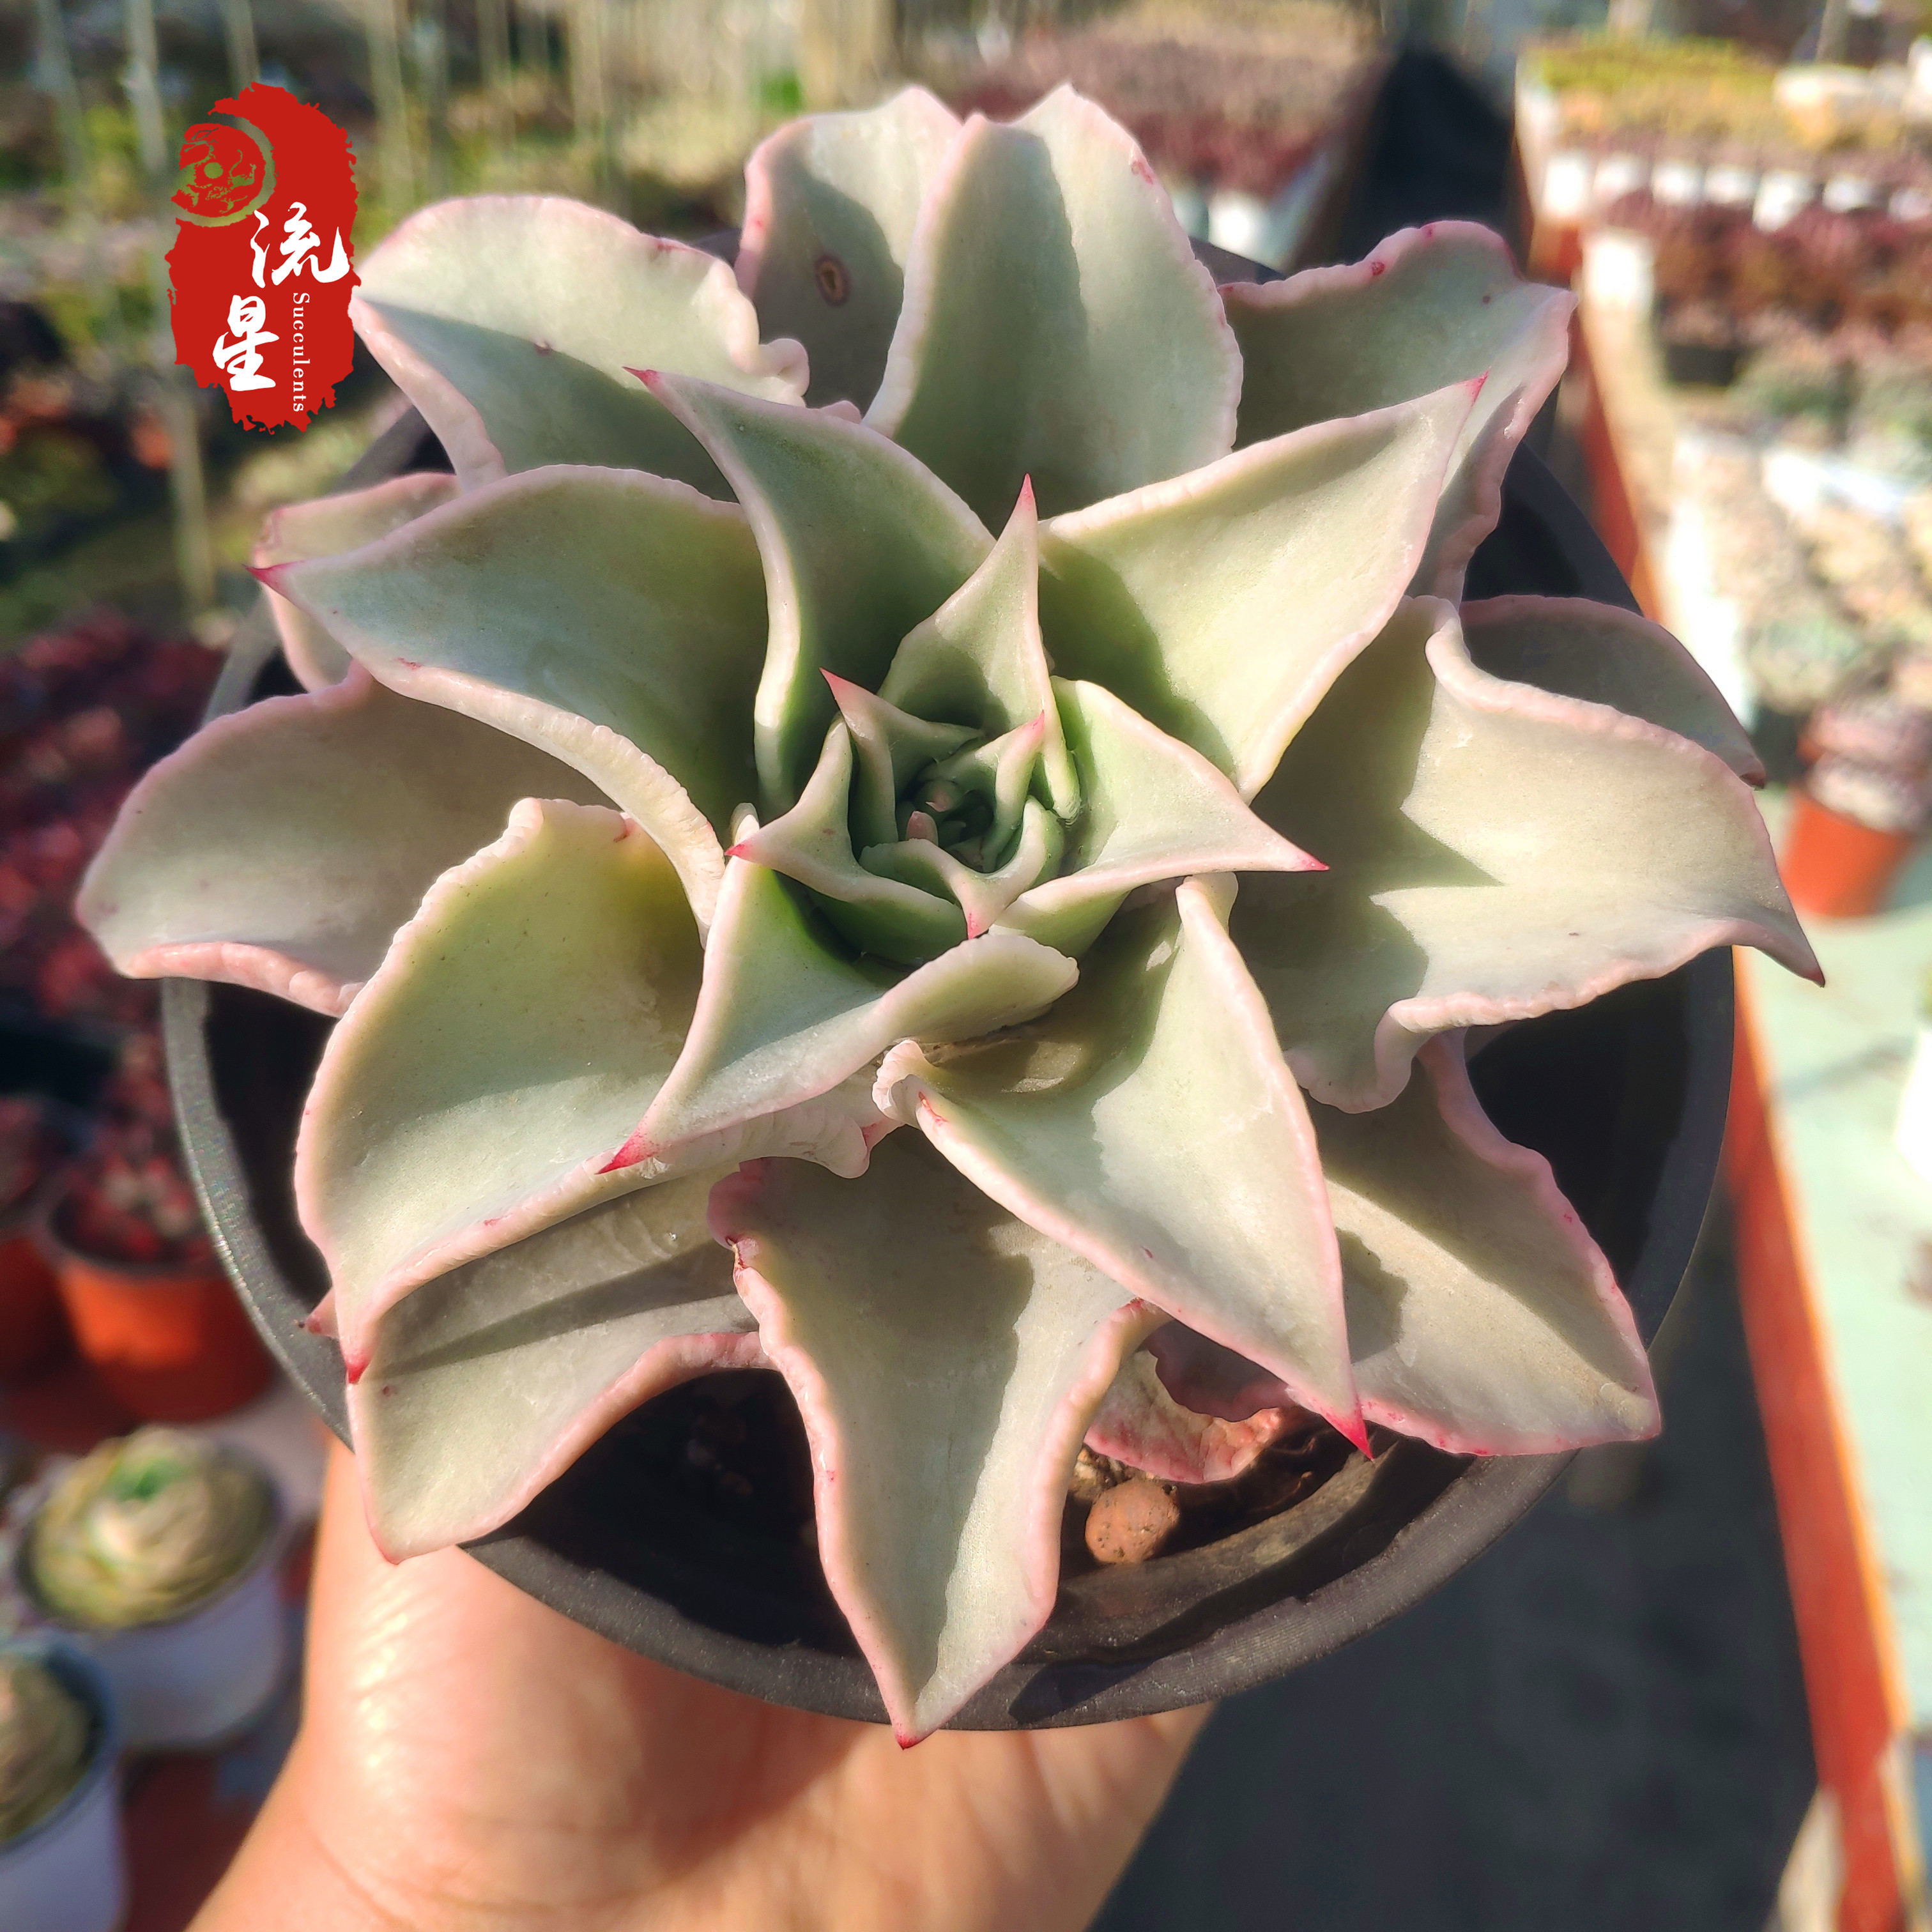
0, 1210, 69, 1381
1780, 790, 1920, 919
37, 1195, 273, 1422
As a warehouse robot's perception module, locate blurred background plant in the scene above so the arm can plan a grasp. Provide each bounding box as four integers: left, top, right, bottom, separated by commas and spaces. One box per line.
0, 0, 1404, 644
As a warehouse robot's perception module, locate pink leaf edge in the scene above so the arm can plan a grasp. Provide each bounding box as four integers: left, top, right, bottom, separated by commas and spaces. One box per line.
351, 1328, 772, 1561
711, 1158, 1163, 1744
1313, 598, 1822, 1114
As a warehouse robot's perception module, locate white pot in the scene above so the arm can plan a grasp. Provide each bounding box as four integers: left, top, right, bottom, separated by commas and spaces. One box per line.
1653, 159, 1705, 206
1593, 151, 1648, 204
1541, 149, 1594, 222
1755, 171, 1816, 231
27, 1494, 289, 1752
0, 1643, 127, 1932
1581, 228, 1656, 316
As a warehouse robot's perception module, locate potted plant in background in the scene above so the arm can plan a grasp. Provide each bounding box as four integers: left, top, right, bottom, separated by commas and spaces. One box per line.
0, 1097, 77, 1381
20, 1427, 285, 1751
77, 88, 1817, 1740
0, 1641, 126, 1932
38, 1032, 272, 1422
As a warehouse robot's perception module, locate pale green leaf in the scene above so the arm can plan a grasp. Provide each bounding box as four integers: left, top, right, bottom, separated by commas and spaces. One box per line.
866, 86, 1239, 525
253, 473, 458, 689
738, 88, 962, 410
1224, 222, 1575, 597
353, 195, 806, 490
997, 678, 1315, 956
272, 465, 769, 926
353, 1171, 763, 1558
629, 843, 1076, 1155
1233, 599, 1821, 1110
1038, 385, 1475, 797
647, 374, 991, 813
75, 669, 601, 1016
295, 799, 875, 1369
1316, 1036, 1659, 1452
877, 877, 1363, 1443
712, 1133, 1158, 1738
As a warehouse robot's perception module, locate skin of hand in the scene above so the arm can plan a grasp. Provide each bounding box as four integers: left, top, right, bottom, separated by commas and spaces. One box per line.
193, 1443, 1209, 1932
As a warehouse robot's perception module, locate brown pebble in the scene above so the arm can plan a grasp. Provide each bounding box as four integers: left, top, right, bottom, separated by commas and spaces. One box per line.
1084, 1477, 1181, 1565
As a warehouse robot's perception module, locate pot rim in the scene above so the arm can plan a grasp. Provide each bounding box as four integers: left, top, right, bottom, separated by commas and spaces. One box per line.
16, 1441, 286, 1639
161, 401, 1737, 1729
0, 1637, 120, 1859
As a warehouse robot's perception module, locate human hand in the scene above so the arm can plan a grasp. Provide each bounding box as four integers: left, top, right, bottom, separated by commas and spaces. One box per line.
194, 1442, 1208, 1932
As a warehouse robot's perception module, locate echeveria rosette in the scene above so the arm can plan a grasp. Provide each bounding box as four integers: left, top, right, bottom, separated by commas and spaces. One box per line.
0, 1655, 89, 1843
75, 86, 1822, 1742
29, 1429, 275, 1630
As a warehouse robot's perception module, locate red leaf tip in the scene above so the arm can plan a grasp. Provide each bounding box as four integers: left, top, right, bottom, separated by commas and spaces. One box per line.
627, 366, 665, 395
599, 1128, 656, 1174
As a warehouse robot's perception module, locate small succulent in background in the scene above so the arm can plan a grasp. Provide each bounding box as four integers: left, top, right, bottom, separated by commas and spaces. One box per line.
0, 1098, 62, 1220
28, 1429, 273, 1629
0, 1655, 89, 1842
55, 1034, 210, 1269
77, 89, 1817, 1738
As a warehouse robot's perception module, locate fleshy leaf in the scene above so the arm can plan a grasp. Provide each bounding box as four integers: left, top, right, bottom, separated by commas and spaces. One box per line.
1316, 1036, 1659, 1452
352, 196, 806, 491
1142, 1322, 1299, 1421
296, 798, 875, 1368
876, 877, 1364, 1446
75, 668, 601, 1017
624, 843, 1077, 1160
1084, 1344, 1298, 1483
866, 86, 1240, 525
868, 799, 1064, 939
737, 88, 962, 411
1461, 595, 1763, 783
827, 675, 976, 851
268, 466, 769, 927
878, 480, 1077, 814
732, 723, 968, 963
1233, 599, 1821, 1111
1038, 385, 1475, 797
997, 678, 1318, 956
353, 1171, 763, 1558
252, 473, 459, 690
711, 1133, 1160, 1740
644, 374, 991, 813
1223, 223, 1575, 598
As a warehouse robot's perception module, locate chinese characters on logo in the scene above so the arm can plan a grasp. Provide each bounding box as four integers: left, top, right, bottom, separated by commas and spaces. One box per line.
211, 205, 352, 394
169, 85, 359, 432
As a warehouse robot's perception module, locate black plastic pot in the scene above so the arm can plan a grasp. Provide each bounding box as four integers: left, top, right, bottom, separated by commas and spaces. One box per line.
163, 404, 1732, 1733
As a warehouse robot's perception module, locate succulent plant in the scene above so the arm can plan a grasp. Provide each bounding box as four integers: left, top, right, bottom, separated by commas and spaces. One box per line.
29, 1428, 273, 1629
55, 1032, 213, 1269
77, 88, 1818, 1738
0, 1654, 89, 1843
0, 1097, 62, 1220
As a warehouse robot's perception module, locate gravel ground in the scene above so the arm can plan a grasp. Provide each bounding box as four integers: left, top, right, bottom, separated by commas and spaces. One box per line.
1093, 1200, 1815, 1932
